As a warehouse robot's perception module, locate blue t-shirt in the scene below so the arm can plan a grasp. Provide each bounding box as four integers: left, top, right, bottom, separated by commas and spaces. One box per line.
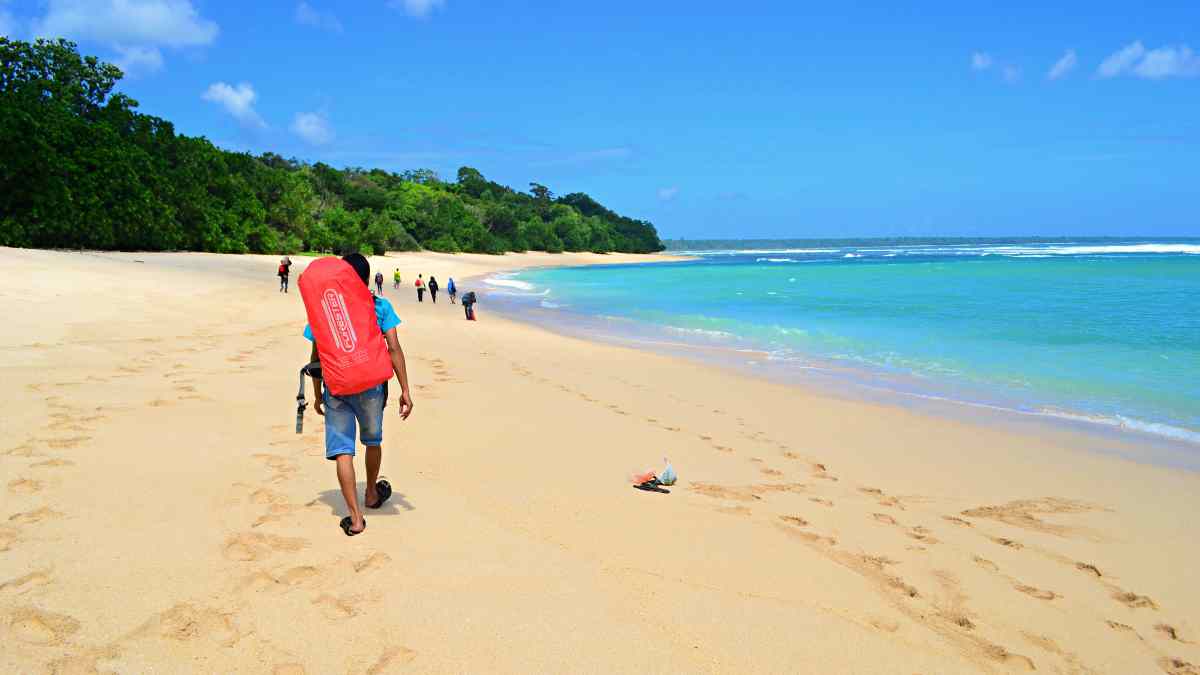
303, 296, 401, 342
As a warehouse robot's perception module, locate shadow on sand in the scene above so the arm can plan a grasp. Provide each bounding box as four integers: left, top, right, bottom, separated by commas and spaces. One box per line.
314, 481, 415, 517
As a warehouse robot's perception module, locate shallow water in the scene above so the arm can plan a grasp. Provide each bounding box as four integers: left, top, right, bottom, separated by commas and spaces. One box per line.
484, 239, 1200, 447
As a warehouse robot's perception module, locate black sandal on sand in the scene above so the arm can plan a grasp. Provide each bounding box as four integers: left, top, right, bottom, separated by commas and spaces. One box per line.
633, 478, 669, 494
340, 516, 366, 536
366, 479, 392, 509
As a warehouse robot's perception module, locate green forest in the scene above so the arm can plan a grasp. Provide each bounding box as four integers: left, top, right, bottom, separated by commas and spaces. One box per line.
0, 38, 664, 255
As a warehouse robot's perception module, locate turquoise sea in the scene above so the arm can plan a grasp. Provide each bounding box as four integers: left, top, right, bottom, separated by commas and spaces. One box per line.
483, 239, 1200, 448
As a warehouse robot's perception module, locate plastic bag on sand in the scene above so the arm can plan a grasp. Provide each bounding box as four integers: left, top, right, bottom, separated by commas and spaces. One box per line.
660, 458, 677, 486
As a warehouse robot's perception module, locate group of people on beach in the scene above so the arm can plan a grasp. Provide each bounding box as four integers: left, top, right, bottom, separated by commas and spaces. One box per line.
412, 274, 456, 304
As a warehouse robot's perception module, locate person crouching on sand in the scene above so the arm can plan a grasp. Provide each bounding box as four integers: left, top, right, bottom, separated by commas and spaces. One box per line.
304, 253, 414, 536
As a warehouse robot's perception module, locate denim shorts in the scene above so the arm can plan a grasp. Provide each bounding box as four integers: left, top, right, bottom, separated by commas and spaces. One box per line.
323, 383, 385, 459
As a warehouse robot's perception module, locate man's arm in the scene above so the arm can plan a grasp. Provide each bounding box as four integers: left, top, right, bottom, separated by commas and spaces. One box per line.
309, 342, 324, 416
383, 328, 414, 420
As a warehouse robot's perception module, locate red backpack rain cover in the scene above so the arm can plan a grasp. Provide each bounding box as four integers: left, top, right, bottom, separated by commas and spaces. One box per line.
299, 258, 393, 396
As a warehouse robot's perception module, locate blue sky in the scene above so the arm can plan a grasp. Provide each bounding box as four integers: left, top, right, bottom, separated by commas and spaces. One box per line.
2, 0, 1198, 238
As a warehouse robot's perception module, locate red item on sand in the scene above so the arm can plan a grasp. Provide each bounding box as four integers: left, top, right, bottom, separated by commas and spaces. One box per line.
298, 257, 393, 396
631, 470, 657, 485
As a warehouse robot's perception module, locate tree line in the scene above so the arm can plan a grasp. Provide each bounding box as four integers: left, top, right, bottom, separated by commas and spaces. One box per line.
0, 38, 664, 255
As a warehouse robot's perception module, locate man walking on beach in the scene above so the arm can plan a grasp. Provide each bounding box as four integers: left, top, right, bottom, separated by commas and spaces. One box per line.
305, 254, 414, 536
374, 271, 384, 296
416, 274, 425, 302
278, 256, 292, 293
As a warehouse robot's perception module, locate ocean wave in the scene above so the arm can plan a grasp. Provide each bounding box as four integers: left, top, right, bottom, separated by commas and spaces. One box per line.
755, 257, 798, 263
484, 277, 536, 291
663, 326, 735, 339
1035, 409, 1200, 444
694, 248, 840, 255
843, 253, 862, 258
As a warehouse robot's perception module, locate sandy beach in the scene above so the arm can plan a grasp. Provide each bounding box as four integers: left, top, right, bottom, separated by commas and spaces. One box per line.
2, 246, 1198, 674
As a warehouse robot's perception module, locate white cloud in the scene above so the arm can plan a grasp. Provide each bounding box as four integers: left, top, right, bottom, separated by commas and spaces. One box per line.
34, 0, 218, 47
295, 2, 343, 33
290, 111, 334, 145
1133, 45, 1200, 79
202, 82, 266, 128
970, 52, 993, 71
387, 0, 445, 18
1097, 41, 1145, 78
657, 187, 680, 202
1002, 65, 1021, 83
1047, 49, 1077, 80
1097, 41, 1200, 80
113, 45, 164, 76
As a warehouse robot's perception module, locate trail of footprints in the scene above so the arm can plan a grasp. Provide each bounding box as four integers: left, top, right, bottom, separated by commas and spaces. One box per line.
3, 326, 419, 672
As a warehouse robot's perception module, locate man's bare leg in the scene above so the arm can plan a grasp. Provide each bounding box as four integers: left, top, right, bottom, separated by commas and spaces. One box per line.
335, 454, 364, 532
364, 444, 382, 505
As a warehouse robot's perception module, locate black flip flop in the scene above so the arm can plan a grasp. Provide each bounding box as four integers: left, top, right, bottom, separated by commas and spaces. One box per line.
633, 478, 670, 494
366, 479, 392, 509
339, 516, 366, 536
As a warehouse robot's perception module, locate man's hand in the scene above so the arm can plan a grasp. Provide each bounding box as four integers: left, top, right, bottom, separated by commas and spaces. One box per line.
314, 397, 325, 416
398, 390, 414, 420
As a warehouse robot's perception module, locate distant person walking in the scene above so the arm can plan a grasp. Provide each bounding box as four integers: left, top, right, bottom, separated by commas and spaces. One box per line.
462, 291, 477, 320
393, 268, 401, 290
415, 275, 425, 302
374, 271, 384, 296
428, 276, 440, 303
278, 256, 293, 293
447, 277, 457, 304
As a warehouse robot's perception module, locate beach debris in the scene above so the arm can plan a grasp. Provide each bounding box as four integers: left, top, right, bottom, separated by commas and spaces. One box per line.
631, 469, 669, 494
660, 457, 677, 486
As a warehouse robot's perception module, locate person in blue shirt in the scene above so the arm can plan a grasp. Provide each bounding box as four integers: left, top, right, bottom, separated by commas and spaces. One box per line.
447, 277, 457, 304
303, 253, 414, 536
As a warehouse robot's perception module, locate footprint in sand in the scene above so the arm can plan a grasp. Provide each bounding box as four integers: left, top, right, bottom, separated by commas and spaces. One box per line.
7, 607, 81, 645
44, 436, 91, 449
279, 566, 321, 586
222, 532, 308, 562
312, 593, 358, 620
1075, 562, 1102, 577
1155, 624, 1189, 643
30, 458, 75, 469
134, 603, 240, 646
7, 478, 43, 495
872, 513, 899, 526
761, 468, 784, 477
942, 515, 973, 527
365, 646, 418, 673
9, 506, 65, 524
1159, 657, 1200, 675
354, 552, 391, 573
0, 527, 19, 551
779, 515, 809, 527
973, 556, 1000, 572
0, 570, 53, 595
1015, 584, 1060, 601
1112, 590, 1159, 610
809, 497, 834, 507
990, 536, 1023, 549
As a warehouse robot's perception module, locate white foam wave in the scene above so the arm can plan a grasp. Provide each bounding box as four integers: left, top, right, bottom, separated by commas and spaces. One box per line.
1036, 409, 1200, 444
693, 248, 840, 255
756, 257, 797, 263
663, 326, 735, 339
843, 253, 862, 258
485, 277, 536, 291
